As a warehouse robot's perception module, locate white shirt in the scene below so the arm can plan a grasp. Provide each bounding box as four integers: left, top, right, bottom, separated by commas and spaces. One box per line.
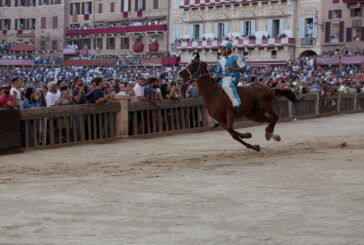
133, 83, 144, 98
10, 87, 21, 101
46, 91, 61, 107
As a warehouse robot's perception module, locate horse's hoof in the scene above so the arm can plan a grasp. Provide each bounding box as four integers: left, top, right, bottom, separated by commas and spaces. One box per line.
265, 133, 272, 141
254, 145, 261, 152
273, 135, 281, 142
246, 133, 252, 138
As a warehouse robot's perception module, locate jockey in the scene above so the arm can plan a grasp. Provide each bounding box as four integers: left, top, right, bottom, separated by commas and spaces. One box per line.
216, 41, 247, 111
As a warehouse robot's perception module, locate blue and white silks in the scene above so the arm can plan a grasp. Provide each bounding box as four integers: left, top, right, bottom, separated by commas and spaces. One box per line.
216, 54, 247, 108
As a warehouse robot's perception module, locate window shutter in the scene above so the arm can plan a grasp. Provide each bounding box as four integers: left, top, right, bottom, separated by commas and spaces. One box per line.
89, 2, 92, 14
110, 2, 114, 12
135, 0, 137, 10
98, 3, 102, 13
339, 21, 344, 42
15, 0, 18, 6
15, 19, 18, 30
52, 16, 57, 28
361, 27, 364, 41
312, 17, 318, 38
190, 24, 194, 39
346, 28, 352, 42
338, 10, 342, 18
153, 0, 158, 9
0, 1, 2, 7
350, 9, 354, 17
128, 0, 131, 11
199, 24, 203, 39
26, 19, 30, 30
279, 19, 284, 35
239, 21, 245, 36
251, 20, 256, 35
121, 0, 124, 11
223, 22, 228, 38
70, 3, 72, 14
299, 18, 305, 38
268, 19, 273, 37
325, 22, 330, 42
329, 10, 332, 19
214, 23, 218, 38
142, 0, 145, 10
82, 2, 85, 14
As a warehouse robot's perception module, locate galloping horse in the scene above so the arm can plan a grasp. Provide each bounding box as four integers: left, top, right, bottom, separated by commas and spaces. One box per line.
178, 53, 298, 152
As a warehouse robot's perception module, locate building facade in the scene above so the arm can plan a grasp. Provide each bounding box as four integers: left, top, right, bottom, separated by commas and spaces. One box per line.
0, 0, 65, 53
169, 0, 300, 65
322, 0, 364, 53
65, 0, 169, 56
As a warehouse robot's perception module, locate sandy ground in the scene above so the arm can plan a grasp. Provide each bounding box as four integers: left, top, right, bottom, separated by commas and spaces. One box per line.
1, 114, 364, 245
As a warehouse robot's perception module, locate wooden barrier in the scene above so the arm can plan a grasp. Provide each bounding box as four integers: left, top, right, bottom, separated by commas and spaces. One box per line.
128, 98, 207, 136
20, 103, 120, 149
16, 93, 364, 150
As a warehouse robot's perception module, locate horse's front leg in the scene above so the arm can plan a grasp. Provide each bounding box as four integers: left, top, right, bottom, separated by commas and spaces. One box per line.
221, 110, 260, 152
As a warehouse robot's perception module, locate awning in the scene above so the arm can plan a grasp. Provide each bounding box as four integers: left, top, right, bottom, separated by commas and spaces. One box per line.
341, 56, 364, 64
316, 57, 340, 65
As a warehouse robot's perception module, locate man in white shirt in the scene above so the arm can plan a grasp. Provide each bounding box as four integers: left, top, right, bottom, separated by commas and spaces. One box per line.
46, 81, 61, 107
133, 76, 148, 102
10, 78, 22, 106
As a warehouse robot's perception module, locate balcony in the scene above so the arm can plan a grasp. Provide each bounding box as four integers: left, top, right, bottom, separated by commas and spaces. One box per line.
9, 44, 35, 52
65, 24, 167, 36
301, 38, 316, 46
176, 38, 295, 51
180, 0, 265, 9
0, 59, 33, 66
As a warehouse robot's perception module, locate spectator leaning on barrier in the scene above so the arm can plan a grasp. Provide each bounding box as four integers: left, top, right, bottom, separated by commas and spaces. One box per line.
133, 76, 148, 102
56, 86, 74, 106
10, 77, 22, 107
46, 81, 60, 107
73, 76, 86, 104
23, 88, 41, 109
88, 77, 115, 104
185, 80, 199, 98
144, 77, 161, 106
0, 83, 18, 108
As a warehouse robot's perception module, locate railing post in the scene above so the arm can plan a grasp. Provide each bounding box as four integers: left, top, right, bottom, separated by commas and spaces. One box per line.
315, 92, 320, 115
337, 92, 341, 113
113, 94, 130, 137
353, 93, 357, 112
288, 100, 293, 119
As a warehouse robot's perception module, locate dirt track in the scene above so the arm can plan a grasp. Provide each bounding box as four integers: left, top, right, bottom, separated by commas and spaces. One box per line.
1, 113, 364, 244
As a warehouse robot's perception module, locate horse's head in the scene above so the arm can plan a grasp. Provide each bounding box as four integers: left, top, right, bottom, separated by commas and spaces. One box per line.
178, 52, 209, 83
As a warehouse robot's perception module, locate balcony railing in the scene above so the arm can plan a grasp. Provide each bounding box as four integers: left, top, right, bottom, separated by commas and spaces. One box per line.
9, 44, 35, 52
301, 38, 316, 46
176, 38, 295, 50
65, 24, 167, 36
180, 0, 266, 8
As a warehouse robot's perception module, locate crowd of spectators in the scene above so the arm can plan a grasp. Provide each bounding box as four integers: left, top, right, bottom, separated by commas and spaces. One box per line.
321, 48, 364, 57
67, 20, 167, 30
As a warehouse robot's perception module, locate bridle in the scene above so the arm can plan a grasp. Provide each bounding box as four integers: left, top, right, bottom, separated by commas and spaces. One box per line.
184, 60, 210, 82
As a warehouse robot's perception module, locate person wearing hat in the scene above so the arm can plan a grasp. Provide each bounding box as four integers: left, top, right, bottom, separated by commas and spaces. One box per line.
216, 41, 247, 111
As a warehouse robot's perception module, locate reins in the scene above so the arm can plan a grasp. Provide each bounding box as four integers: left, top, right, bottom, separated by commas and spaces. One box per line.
184, 61, 210, 82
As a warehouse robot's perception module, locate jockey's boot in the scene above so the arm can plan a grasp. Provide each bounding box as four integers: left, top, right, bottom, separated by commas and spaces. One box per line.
211, 121, 220, 129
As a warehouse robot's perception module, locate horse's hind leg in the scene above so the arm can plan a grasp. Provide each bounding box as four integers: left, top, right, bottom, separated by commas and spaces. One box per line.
221, 110, 260, 152
258, 103, 281, 142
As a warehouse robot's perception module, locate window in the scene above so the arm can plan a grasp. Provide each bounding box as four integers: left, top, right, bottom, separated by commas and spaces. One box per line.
41, 17, 46, 29
82, 2, 92, 14
52, 16, 58, 29
51, 40, 57, 50
98, 3, 102, 13
110, 2, 114, 12
271, 50, 277, 59
351, 8, 362, 17
352, 27, 362, 41
329, 10, 342, 19
93, 38, 103, 50
40, 40, 46, 50
330, 22, 340, 42
30, 19, 36, 30
135, 0, 145, 11
153, 0, 158, 9
106, 38, 115, 49
121, 0, 131, 12
121, 37, 129, 49
272, 19, 280, 37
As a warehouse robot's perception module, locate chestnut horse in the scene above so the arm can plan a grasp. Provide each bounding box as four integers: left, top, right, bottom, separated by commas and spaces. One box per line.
178, 53, 298, 152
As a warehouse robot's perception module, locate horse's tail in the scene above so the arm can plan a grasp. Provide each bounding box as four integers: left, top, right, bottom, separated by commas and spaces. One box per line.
274, 89, 298, 103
